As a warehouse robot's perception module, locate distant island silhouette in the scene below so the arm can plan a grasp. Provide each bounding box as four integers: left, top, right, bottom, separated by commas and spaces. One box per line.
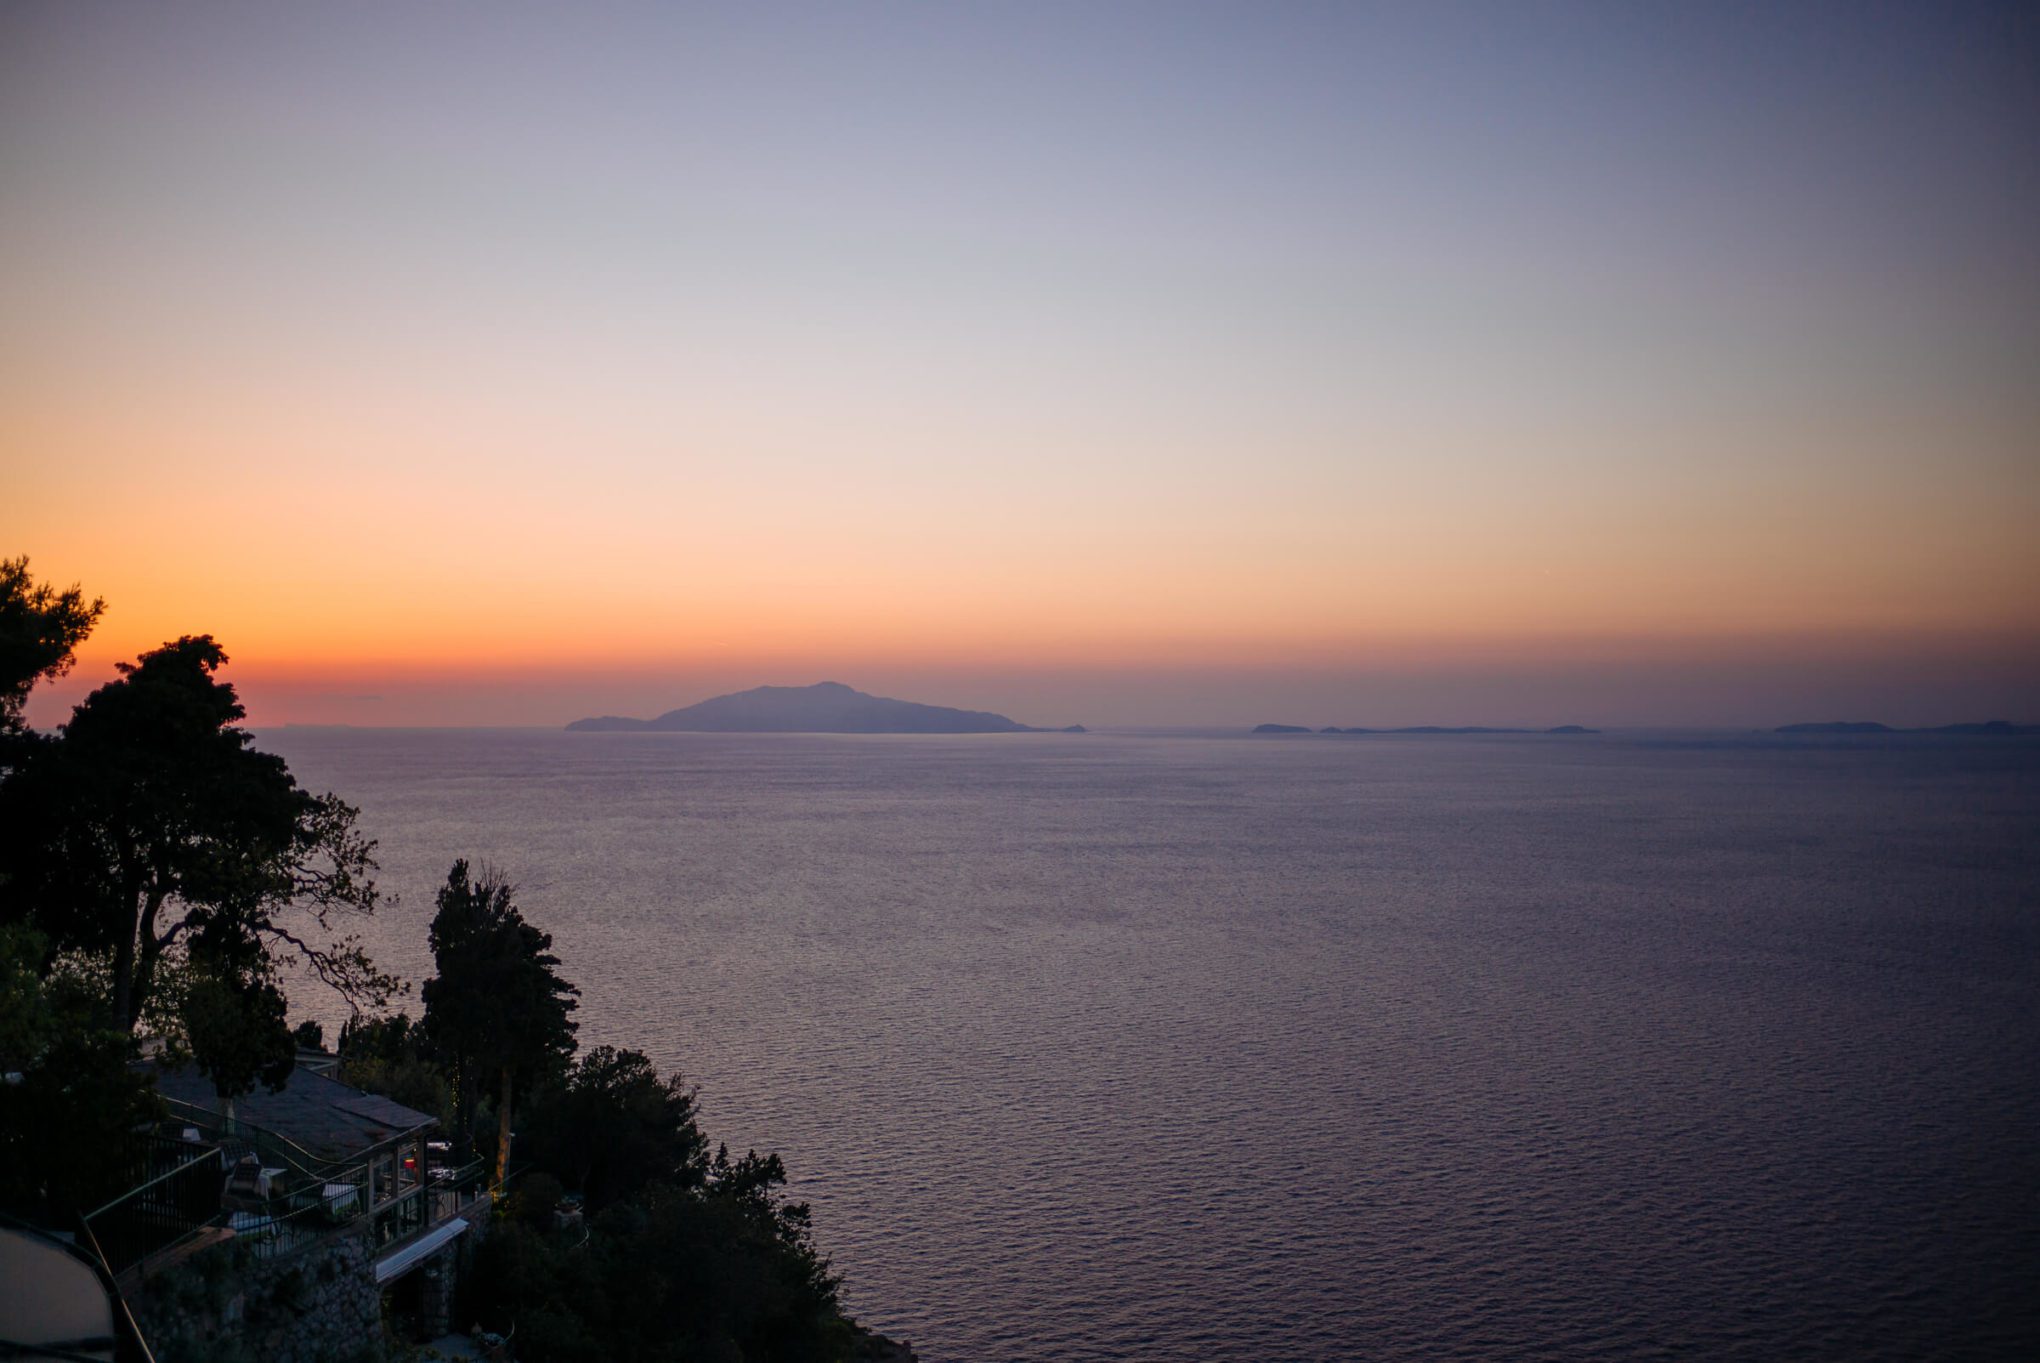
1775, 720, 2036, 736
1252, 723, 1600, 735
568, 681, 1083, 734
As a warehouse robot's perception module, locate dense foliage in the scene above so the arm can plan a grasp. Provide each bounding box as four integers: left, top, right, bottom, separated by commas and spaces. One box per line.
336, 1011, 453, 1129
0, 605, 398, 1112
519, 1045, 708, 1211
468, 1120, 848, 1362
421, 859, 580, 1187
0, 923, 164, 1219
0, 554, 102, 743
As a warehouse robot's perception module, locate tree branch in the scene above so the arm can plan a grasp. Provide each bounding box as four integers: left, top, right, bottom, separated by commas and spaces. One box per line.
258, 923, 405, 1018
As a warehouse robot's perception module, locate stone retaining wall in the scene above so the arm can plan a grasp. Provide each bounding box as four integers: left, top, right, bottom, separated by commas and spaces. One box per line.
130, 1228, 385, 1363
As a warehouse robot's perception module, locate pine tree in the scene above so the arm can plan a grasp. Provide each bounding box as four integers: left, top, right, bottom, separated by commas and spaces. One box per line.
421, 860, 578, 1194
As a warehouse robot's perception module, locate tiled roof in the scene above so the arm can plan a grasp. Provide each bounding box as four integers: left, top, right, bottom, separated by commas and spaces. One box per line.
152, 1062, 436, 1164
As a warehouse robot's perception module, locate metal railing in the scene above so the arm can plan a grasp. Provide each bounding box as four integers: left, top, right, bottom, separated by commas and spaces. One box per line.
74, 1215, 162, 1363
81, 1149, 224, 1283
157, 1096, 372, 1193
226, 1185, 370, 1264
369, 1157, 489, 1256
85, 1126, 492, 1281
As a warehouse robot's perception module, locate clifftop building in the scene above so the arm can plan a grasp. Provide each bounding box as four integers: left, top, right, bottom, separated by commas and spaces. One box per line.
2, 1054, 495, 1361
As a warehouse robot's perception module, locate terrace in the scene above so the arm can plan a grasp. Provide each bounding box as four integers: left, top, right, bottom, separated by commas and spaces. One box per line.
87, 1060, 492, 1291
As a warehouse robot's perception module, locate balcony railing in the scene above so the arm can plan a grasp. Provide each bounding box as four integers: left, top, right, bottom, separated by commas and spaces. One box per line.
86, 1111, 488, 1280
367, 1158, 487, 1252
83, 1146, 229, 1283
158, 1095, 373, 1195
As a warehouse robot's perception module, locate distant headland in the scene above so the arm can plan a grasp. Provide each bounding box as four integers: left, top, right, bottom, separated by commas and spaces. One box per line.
1253, 723, 1600, 736
1774, 720, 2036, 736
568, 681, 1085, 734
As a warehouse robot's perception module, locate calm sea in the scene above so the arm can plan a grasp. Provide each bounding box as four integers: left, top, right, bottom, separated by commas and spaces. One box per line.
256, 728, 2040, 1362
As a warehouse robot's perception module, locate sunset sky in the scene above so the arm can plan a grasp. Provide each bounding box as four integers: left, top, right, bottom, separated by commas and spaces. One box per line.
4, 2, 2036, 728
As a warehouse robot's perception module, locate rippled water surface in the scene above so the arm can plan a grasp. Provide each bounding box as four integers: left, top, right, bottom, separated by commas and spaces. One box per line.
258, 728, 2040, 1361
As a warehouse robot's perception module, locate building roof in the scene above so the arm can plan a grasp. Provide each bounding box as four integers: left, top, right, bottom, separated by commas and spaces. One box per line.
152, 1062, 437, 1164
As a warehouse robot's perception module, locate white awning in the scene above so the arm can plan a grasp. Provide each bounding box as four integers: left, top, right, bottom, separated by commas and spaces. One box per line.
373, 1218, 468, 1283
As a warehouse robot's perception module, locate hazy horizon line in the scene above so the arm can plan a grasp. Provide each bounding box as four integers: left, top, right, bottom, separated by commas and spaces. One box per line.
238, 718, 2034, 735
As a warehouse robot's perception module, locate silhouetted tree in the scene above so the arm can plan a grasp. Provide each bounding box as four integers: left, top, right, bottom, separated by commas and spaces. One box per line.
0, 565, 162, 1220
337, 1010, 422, 1065
336, 1010, 453, 1128
0, 924, 163, 1221
421, 861, 578, 1191
0, 555, 103, 748
521, 1046, 707, 1211
0, 635, 398, 1032
468, 1146, 850, 1363
179, 957, 297, 1119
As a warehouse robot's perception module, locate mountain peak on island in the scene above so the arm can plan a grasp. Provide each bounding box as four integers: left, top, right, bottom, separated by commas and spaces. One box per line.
568, 682, 1077, 734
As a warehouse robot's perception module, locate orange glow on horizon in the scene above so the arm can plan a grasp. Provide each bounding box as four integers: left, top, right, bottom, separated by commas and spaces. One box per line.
5, 3, 2036, 728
